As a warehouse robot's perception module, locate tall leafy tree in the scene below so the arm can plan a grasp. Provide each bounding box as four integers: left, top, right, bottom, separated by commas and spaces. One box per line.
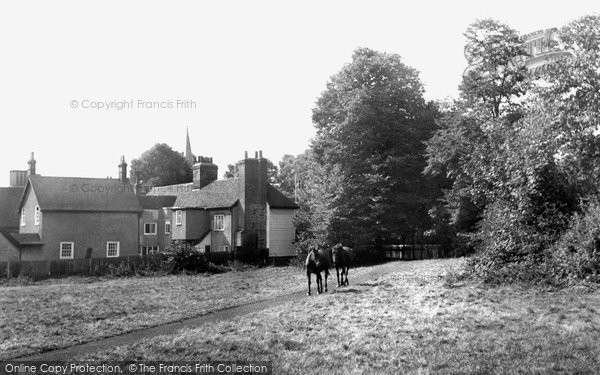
312, 47, 439, 250
425, 20, 531, 238
130, 143, 192, 187
461, 19, 529, 118
275, 151, 344, 249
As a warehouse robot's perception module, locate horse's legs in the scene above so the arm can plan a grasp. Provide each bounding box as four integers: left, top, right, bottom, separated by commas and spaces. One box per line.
316, 272, 322, 294
324, 270, 328, 292
336, 266, 341, 287
307, 271, 312, 296
344, 266, 350, 286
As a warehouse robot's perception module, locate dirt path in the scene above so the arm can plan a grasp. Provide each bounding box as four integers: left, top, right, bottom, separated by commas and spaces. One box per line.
14, 261, 415, 361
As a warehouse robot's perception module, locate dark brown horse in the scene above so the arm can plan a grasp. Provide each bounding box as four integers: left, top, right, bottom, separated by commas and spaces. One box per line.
331, 243, 353, 287
305, 246, 330, 295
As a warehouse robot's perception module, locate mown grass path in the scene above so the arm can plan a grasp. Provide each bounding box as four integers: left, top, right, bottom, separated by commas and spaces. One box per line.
8, 260, 423, 361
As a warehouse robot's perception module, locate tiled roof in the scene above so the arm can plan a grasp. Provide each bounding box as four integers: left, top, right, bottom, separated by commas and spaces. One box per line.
0, 227, 20, 247
150, 178, 298, 210
138, 195, 177, 209
267, 185, 299, 209
10, 233, 43, 246
173, 179, 240, 209
23, 176, 142, 212
0, 187, 24, 228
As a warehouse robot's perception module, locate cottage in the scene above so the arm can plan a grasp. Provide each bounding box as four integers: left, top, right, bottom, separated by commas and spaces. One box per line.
10, 155, 142, 261
148, 151, 298, 259
0, 145, 298, 263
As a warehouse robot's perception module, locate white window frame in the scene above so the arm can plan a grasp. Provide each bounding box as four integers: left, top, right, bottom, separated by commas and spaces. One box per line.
144, 222, 157, 235
34, 206, 40, 225
165, 220, 171, 234
20, 210, 25, 226
141, 245, 159, 255
175, 210, 183, 226
213, 214, 224, 231
106, 241, 120, 258
60, 242, 74, 259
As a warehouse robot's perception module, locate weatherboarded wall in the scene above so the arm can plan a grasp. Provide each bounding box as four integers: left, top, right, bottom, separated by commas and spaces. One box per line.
267, 208, 295, 257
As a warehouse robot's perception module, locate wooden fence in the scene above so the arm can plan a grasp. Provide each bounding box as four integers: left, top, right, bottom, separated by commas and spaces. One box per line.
384, 244, 448, 260
0, 251, 232, 280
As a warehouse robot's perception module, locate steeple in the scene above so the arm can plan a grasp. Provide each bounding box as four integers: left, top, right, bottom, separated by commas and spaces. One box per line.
185, 127, 195, 165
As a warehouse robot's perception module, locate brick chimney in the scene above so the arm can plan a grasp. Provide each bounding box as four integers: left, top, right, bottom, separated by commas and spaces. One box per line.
27, 152, 36, 177
237, 150, 268, 252
192, 156, 218, 189
118, 155, 128, 183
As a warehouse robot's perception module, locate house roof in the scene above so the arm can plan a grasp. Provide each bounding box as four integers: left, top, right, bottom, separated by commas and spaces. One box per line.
10, 233, 43, 246
173, 178, 240, 209
20, 176, 142, 213
148, 178, 298, 210
267, 185, 299, 209
138, 195, 177, 209
0, 227, 20, 248
0, 187, 24, 228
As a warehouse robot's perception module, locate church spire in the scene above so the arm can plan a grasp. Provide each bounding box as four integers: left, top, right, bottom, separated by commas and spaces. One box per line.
185, 127, 195, 165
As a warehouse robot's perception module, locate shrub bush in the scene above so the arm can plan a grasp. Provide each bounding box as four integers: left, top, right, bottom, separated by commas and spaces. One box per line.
163, 241, 208, 273
550, 200, 600, 283
466, 200, 569, 284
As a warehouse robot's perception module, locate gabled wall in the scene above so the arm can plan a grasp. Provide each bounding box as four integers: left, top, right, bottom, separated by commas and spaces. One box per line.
19, 187, 42, 235
208, 209, 233, 251
171, 209, 209, 241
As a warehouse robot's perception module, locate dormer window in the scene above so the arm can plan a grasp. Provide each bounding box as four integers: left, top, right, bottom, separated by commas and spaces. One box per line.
34, 206, 40, 225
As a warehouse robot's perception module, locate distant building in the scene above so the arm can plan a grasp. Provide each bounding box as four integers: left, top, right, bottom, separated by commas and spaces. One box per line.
148, 151, 298, 259
0, 137, 298, 262
137, 195, 176, 254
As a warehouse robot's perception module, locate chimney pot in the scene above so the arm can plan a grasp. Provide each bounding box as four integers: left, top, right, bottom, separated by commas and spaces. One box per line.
244, 151, 248, 159
259, 150, 263, 158
27, 152, 37, 176
255, 151, 258, 158
118, 156, 128, 183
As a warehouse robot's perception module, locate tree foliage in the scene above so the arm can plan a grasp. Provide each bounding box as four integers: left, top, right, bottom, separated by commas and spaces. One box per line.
427, 15, 600, 282
131, 143, 192, 187
310, 47, 440, 251
461, 19, 529, 118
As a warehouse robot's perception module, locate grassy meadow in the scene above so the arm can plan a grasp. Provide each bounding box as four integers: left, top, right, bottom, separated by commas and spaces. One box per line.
0, 263, 379, 360
73, 259, 600, 374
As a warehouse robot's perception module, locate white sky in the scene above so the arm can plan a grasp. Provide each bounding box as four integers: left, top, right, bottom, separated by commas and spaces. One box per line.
0, 0, 598, 186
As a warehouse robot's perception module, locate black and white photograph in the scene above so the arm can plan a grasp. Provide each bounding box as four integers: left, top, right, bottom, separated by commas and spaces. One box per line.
1, 1, 600, 374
